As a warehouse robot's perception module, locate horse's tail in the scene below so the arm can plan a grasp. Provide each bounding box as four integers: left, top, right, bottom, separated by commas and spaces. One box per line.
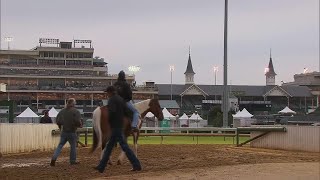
91, 106, 102, 153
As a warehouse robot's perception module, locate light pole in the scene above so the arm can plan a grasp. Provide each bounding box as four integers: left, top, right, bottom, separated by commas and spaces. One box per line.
169, 65, 175, 100
128, 65, 140, 86
213, 66, 218, 85
4, 37, 13, 50
222, 0, 229, 127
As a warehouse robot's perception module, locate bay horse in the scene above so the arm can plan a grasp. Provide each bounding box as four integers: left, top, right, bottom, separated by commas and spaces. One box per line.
91, 99, 163, 165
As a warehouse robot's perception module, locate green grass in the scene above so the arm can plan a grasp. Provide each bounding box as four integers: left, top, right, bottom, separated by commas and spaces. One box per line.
79, 135, 249, 145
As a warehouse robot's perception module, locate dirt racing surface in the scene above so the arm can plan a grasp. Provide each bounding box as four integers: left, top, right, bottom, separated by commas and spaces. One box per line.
0, 145, 319, 180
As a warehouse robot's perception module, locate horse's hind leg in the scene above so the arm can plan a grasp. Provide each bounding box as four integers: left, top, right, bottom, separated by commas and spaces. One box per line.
117, 137, 127, 165
118, 131, 139, 165
117, 150, 126, 165
132, 131, 139, 157
101, 137, 113, 165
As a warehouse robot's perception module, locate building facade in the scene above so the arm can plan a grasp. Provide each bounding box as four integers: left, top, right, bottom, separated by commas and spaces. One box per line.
156, 51, 315, 117
0, 38, 157, 119
283, 71, 320, 110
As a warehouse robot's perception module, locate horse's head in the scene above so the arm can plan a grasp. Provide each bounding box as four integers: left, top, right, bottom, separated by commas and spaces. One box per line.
149, 99, 163, 121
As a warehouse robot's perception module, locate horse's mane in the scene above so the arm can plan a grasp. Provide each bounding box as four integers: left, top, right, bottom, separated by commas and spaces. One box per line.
134, 99, 151, 114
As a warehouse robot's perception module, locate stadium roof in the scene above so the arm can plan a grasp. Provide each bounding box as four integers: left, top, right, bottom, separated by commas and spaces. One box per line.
156, 84, 312, 97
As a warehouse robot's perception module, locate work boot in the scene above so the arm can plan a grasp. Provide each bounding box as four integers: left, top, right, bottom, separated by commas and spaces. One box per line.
70, 161, 80, 165
93, 166, 104, 173
130, 166, 142, 171
50, 159, 56, 167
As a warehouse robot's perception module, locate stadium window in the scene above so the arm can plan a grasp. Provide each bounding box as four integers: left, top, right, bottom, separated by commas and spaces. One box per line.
54, 52, 59, 58
44, 52, 49, 57
49, 52, 54, 57
66, 53, 72, 58
60, 53, 64, 58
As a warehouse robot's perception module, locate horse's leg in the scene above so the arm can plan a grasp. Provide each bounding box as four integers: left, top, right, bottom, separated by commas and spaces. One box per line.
133, 119, 142, 156
117, 136, 127, 165
132, 131, 139, 157
101, 135, 113, 165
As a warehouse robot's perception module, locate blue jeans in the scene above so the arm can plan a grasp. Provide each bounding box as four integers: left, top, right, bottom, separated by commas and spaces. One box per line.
52, 132, 77, 164
97, 128, 141, 172
126, 102, 139, 128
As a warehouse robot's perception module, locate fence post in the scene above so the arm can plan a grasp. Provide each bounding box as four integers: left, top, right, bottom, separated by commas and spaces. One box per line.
236, 129, 239, 146
85, 128, 88, 146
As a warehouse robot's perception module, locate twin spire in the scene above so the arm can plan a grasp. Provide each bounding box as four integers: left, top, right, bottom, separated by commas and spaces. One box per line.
184, 46, 195, 84
184, 46, 195, 75
266, 48, 277, 76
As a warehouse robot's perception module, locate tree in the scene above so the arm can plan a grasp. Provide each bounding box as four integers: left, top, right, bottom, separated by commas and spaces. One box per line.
208, 106, 222, 126
208, 106, 235, 127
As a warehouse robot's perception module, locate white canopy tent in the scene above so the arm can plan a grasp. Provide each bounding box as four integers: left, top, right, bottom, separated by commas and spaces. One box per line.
233, 108, 253, 118
143, 112, 157, 127
162, 108, 175, 119
233, 110, 241, 117
232, 108, 255, 127
179, 113, 189, 127
188, 113, 198, 120
48, 107, 59, 117
278, 106, 296, 114
145, 112, 155, 118
189, 113, 206, 127
15, 107, 39, 123
162, 108, 178, 128
48, 107, 59, 123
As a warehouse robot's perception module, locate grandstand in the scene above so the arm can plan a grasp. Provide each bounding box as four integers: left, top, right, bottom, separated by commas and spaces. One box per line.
0, 38, 157, 121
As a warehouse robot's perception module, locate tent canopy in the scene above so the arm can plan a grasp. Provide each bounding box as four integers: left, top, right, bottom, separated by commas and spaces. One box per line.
278, 106, 296, 114
17, 107, 39, 118
48, 107, 59, 118
233, 108, 253, 118
179, 113, 189, 120
189, 113, 198, 120
196, 114, 203, 120
162, 108, 175, 119
189, 113, 203, 120
145, 112, 155, 118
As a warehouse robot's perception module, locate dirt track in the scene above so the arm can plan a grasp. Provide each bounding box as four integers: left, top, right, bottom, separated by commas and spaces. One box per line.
0, 145, 319, 180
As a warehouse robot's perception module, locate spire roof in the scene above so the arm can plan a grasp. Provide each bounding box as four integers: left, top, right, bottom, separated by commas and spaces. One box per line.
184, 47, 195, 74
265, 49, 276, 76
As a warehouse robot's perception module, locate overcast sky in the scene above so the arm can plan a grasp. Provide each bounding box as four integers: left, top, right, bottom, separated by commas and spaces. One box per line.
0, 0, 319, 85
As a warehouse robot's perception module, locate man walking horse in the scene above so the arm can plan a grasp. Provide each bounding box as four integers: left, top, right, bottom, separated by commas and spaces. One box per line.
91, 71, 164, 166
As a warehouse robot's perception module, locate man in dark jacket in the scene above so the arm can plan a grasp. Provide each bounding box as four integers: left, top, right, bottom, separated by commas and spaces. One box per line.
50, 98, 82, 166
40, 110, 52, 123
94, 86, 141, 173
114, 71, 140, 130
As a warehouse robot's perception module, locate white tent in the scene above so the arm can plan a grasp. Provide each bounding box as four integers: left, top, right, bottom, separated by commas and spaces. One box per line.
162, 108, 175, 119
48, 107, 59, 117
179, 113, 189, 127
233, 110, 241, 117
189, 113, 206, 127
188, 113, 198, 120
233, 108, 253, 118
145, 112, 155, 118
232, 108, 255, 127
179, 113, 189, 120
15, 107, 39, 123
143, 112, 157, 127
195, 114, 203, 120
279, 106, 296, 114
